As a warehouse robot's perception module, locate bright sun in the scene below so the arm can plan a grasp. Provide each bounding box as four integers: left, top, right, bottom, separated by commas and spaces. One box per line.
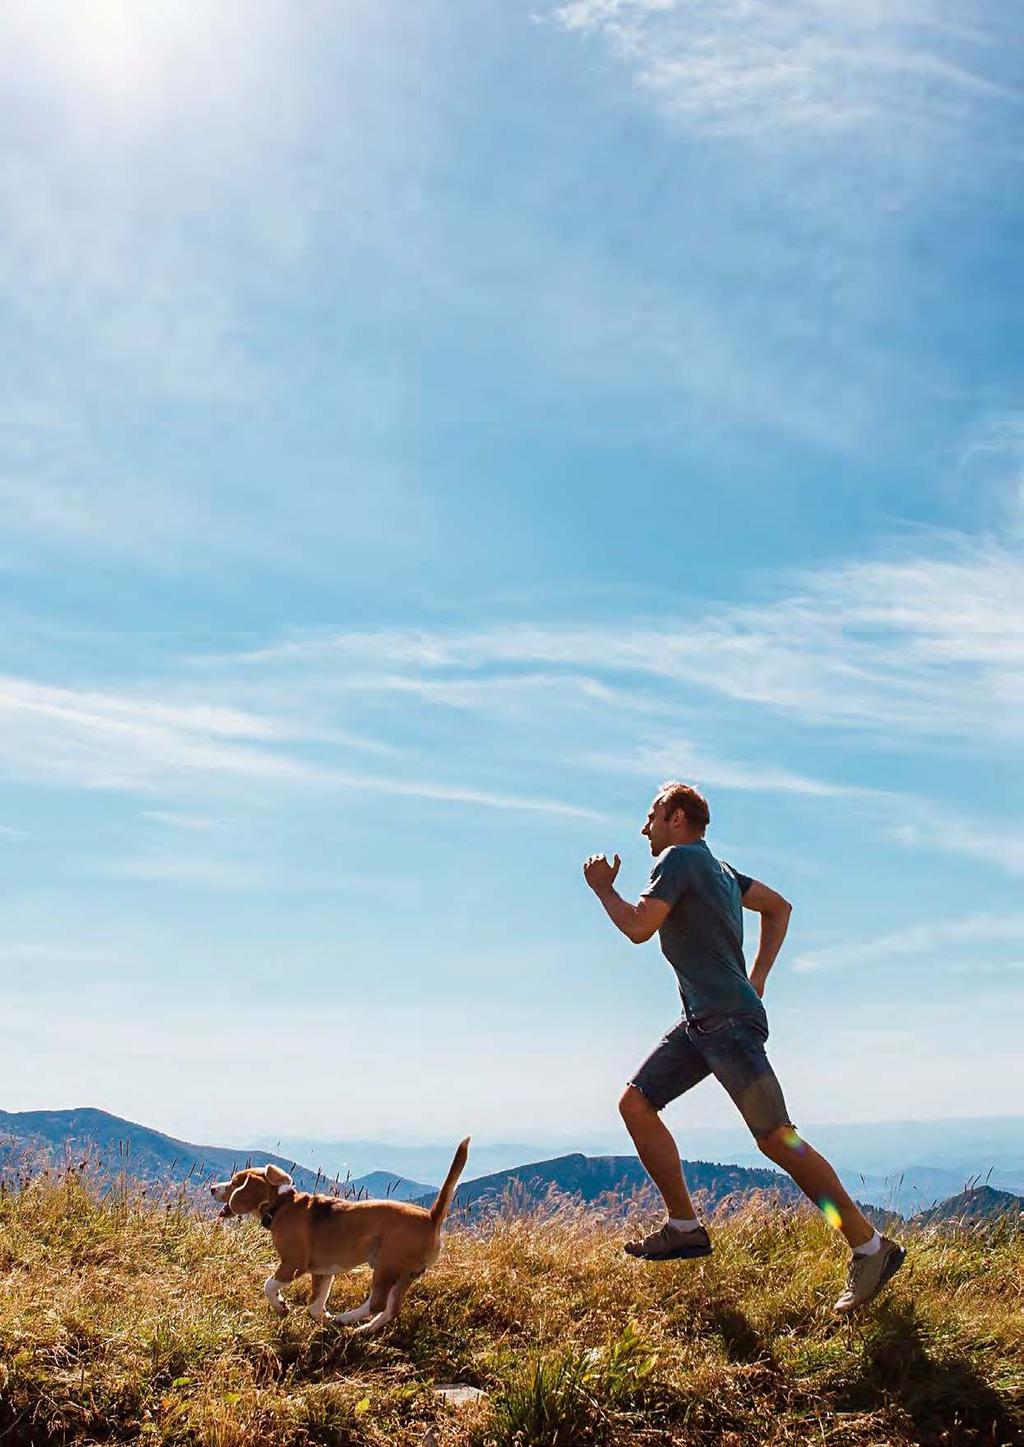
50, 0, 195, 116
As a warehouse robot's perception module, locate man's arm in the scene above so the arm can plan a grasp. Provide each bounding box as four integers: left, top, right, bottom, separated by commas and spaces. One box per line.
583, 854, 670, 944
741, 879, 792, 997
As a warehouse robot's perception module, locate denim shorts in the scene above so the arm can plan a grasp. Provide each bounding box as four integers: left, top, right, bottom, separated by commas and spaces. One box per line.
629, 1014, 792, 1139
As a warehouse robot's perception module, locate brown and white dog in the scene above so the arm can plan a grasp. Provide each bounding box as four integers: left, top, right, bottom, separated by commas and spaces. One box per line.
210, 1137, 469, 1332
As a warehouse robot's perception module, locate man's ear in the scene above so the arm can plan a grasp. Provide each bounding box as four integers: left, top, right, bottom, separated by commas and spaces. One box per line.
264, 1163, 293, 1187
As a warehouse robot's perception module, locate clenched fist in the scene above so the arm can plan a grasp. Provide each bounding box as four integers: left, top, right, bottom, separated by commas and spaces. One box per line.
583, 852, 621, 894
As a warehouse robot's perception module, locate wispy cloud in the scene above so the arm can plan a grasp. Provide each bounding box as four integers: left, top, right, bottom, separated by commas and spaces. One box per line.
793, 912, 1024, 972
143, 811, 219, 832
585, 738, 888, 802
955, 412, 1024, 533
886, 807, 1024, 878
214, 537, 1024, 745
4, 535, 1020, 843
0, 672, 603, 822
110, 854, 266, 890
551, 1, 1021, 142
174, 533, 1024, 875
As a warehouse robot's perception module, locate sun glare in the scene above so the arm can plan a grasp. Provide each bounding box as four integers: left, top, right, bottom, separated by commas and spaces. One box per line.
54, 0, 196, 115
69, 1, 145, 88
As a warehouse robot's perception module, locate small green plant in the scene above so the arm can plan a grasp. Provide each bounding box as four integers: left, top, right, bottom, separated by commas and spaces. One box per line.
487, 1346, 599, 1445
591, 1318, 660, 1403
487, 1322, 667, 1443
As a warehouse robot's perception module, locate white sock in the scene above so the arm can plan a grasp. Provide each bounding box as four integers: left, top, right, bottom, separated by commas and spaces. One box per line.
852, 1230, 882, 1257
668, 1217, 701, 1232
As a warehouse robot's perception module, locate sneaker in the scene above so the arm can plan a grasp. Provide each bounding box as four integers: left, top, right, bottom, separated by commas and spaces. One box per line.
832, 1236, 906, 1314
624, 1221, 713, 1261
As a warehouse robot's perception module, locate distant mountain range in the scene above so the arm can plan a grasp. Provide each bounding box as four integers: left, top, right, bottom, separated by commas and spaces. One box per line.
910, 1184, 1024, 1229
413, 1151, 803, 1215
0, 1109, 800, 1215
0, 1108, 428, 1203
248, 1134, 534, 1184
252, 1115, 1024, 1210
622, 1117, 1024, 1205
3, 1107, 1022, 1231
344, 1169, 436, 1202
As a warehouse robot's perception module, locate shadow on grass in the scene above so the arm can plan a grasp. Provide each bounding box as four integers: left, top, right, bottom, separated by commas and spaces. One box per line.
707, 1303, 774, 1366
838, 1301, 1021, 1446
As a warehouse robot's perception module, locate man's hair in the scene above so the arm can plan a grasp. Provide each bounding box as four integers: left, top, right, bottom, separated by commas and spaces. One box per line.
656, 781, 710, 833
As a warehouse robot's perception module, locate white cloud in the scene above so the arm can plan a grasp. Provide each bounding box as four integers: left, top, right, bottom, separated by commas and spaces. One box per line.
0, 671, 603, 821
110, 854, 265, 890
551, 0, 1020, 142
956, 412, 1024, 534
214, 537, 1024, 745
586, 738, 887, 802
171, 533, 1024, 877
886, 807, 1024, 878
3, 535, 1020, 846
793, 912, 1024, 972
143, 811, 219, 831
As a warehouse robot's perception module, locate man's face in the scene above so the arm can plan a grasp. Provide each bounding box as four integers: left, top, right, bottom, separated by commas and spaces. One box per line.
641, 797, 672, 855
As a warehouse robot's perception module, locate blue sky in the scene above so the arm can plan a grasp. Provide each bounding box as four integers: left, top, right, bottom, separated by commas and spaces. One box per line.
1, 0, 1022, 1150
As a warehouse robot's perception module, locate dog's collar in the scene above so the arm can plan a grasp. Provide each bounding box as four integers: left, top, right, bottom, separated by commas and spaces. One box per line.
260, 1184, 294, 1229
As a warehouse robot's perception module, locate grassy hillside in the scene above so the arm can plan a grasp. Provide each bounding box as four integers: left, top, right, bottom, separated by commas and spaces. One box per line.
0, 1164, 1021, 1446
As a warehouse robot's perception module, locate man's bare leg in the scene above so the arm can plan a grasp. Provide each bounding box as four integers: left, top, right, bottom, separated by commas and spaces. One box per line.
619, 1085, 697, 1219
757, 1125, 873, 1249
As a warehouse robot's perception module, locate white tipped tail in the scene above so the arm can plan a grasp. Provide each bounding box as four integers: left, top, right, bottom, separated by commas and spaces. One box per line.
429, 1136, 470, 1226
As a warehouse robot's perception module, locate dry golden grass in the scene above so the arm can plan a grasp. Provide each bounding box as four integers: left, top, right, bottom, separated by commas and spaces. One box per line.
0, 1162, 1021, 1446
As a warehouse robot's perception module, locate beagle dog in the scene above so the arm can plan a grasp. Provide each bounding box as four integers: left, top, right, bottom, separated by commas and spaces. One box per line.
210, 1137, 469, 1332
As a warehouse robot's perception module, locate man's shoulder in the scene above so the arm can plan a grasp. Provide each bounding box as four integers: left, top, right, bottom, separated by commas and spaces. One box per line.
652, 843, 694, 869
665, 841, 717, 868
650, 842, 709, 880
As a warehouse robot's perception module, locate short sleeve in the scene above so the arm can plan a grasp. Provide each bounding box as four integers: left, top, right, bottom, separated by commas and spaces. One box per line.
641, 848, 691, 909
725, 862, 754, 897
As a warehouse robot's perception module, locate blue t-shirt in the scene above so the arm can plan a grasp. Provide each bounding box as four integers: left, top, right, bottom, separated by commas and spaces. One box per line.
641, 840, 766, 1028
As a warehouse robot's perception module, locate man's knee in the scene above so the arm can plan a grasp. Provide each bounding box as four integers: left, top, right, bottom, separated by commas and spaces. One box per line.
619, 1083, 656, 1125
756, 1123, 800, 1162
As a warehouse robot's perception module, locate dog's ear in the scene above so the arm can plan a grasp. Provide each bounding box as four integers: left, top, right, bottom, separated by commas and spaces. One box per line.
264, 1163, 293, 1187
226, 1182, 251, 1215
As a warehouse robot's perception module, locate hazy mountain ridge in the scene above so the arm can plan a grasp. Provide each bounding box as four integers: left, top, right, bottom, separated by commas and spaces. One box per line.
910, 1184, 1024, 1229
0, 1107, 332, 1195
0, 1107, 428, 1203
415, 1150, 805, 1215
342, 1169, 436, 1202
254, 1116, 1024, 1206
5, 1107, 1023, 1229
249, 1134, 536, 1183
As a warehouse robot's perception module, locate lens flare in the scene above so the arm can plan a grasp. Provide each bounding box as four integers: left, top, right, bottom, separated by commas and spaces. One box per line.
819, 1198, 843, 1230
782, 1127, 806, 1153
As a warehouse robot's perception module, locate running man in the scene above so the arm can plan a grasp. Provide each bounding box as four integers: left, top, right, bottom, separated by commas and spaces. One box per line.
583, 781, 904, 1314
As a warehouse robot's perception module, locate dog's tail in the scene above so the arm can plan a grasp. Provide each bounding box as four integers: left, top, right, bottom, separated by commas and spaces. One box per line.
429, 1136, 470, 1227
